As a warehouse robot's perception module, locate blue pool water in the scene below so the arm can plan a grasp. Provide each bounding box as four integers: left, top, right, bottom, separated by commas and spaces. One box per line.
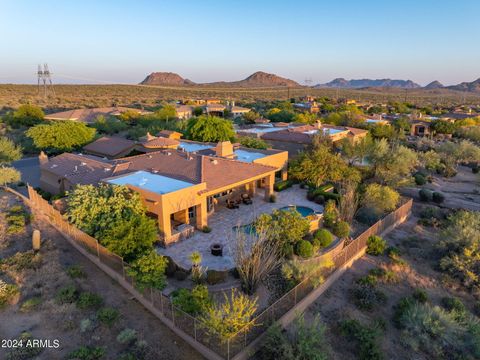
279, 206, 315, 217
232, 223, 256, 235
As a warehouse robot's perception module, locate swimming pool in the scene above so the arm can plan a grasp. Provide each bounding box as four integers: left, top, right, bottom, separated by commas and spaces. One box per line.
279, 206, 316, 217
232, 223, 256, 235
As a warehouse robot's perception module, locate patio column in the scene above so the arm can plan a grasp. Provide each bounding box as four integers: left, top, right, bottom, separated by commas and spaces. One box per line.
249, 180, 256, 196
158, 211, 172, 241
281, 169, 288, 181
264, 173, 275, 201
195, 202, 208, 230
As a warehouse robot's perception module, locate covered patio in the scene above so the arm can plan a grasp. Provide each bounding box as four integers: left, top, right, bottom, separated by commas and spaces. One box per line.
156, 185, 324, 271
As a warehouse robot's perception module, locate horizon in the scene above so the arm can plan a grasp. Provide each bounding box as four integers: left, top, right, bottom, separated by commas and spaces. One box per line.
1, 0, 479, 86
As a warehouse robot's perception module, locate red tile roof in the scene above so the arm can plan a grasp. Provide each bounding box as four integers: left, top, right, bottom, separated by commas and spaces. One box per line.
83, 136, 136, 157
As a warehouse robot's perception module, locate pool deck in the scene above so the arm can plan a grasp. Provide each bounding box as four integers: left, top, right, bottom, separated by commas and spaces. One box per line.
156, 185, 323, 271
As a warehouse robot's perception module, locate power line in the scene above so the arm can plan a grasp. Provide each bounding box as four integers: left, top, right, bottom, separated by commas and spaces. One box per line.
37, 63, 55, 98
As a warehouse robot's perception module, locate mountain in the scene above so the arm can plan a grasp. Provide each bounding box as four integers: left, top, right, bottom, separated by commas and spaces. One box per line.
316, 78, 421, 89
139, 71, 299, 87
424, 80, 444, 89
447, 78, 480, 93
140, 72, 195, 86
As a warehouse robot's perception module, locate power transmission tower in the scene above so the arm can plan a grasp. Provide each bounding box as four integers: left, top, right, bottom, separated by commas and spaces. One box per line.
37, 63, 55, 98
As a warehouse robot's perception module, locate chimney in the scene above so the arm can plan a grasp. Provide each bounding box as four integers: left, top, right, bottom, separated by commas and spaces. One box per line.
146, 132, 156, 141
38, 151, 48, 165
215, 141, 234, 158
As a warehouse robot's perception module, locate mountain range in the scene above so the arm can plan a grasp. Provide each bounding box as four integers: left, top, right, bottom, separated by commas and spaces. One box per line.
139, 71, 480, 93
140, 71, 299, 87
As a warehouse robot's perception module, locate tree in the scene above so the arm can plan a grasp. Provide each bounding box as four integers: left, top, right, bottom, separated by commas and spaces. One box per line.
92, 115, 128, 134
362, 184, 400, 214
26, 121, 96, 152
0, 167, 20, 185
339, 136, 373, 165
200, 289, 257, 341
419, 150, 442, 171
185, 115, 235, 142
172, 285, 212, 315
371, 143, 418, 187
127, 251, 168, 290
11, 104, 44, 127
294, 113, 318, 124
290, 144, 354, 187
67, 184, 157, 260
242, 110, 260, 123
0, 137, 22, 165
337, 180, 359, 223
237, 136, 268, 149
234, 227, 283, 294
154, 104, 177, 122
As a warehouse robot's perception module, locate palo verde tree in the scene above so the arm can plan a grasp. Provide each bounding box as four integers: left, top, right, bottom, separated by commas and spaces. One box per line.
26, 121, 96, 153
185, 115, 235, 142
0, 137, 22, 165
66, 184, 157, 260
10, 104, 44, 127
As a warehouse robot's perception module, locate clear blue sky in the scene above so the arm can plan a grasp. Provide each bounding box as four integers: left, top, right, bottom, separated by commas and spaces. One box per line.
0, 0, 478, 85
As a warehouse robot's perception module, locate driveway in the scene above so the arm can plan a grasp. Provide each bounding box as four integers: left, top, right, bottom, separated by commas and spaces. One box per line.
12, 156, 40, 188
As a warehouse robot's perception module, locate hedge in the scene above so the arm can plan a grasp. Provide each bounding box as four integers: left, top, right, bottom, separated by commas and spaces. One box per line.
274, 180, 294, 192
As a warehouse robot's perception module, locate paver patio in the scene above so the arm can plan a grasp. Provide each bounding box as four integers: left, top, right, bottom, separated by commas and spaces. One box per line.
157, 185, 323, 270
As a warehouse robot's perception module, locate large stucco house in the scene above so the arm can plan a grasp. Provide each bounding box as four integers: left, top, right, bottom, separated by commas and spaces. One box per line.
39, 140, 288, 245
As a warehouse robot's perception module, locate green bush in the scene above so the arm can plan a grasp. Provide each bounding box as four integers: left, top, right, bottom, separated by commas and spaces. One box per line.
355, 207, 381, 226
67, 265, 86, 279
314, 194, 325, 204
202, 226, 212, 233
432, 191, 445, 203
351, 283, 387, 311
340, 319, 383, 360
419, 188, 433, 201
76, 292, 103, 310
414, 173, 426, 185
97, 307, 120, 327
68, 346, 106, 359
412, 289, 428, 303
0, 280, 19, 308
295, 240, 314, 258
117, 328, 137, 345
56, 285, 78, 304
333, 221, 350, 238
313, 229, 333, 248
274, 180, 293, 192
441, 297, 467, 320
206, 269, 228, 285
172, 285, 212, 315
366, 235, 386, 256
19, 297, 42, 312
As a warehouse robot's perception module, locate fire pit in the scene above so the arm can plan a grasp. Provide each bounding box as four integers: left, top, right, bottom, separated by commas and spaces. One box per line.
211, 243, 223, 256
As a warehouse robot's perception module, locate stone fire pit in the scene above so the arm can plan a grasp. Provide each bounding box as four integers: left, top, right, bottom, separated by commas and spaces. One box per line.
210, 243, 223, 256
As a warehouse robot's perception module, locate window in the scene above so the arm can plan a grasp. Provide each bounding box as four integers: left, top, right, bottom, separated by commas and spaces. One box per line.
188, 206, 195, 219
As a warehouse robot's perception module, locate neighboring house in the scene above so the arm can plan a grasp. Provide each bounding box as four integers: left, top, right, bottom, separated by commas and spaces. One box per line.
175, 105, 193, 119
40, 141, 288, 245
293, 101, 320, 114
83, 136, 137, 159
205, 103, 226, 116
237, 122, 368, 156
44, 107, 152, 124
158, 130, 183, 140
410, 121, 431, 137
230, 105, 251, 118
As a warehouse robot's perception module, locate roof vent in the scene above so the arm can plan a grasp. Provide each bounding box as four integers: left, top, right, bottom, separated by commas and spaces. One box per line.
148, 155, 152, 159
104, 168, 111, 172
81, 162, 87, 166
167, 152, 171, 156
211, 159, 218, 165
51, 164, 58, 168
74, 165, 78, 172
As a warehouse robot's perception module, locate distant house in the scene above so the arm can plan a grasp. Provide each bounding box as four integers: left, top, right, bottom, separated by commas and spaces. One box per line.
174, 105, 193, 119
229, 103, 251, 118
410, 121, 431, 137
44, 107, 152, 124
293, 101, 320, 114
237, 122, 368, 156
205, 103, 226, 117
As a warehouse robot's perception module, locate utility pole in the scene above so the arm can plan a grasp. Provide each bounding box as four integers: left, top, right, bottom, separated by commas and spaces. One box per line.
37, 63, 55, 99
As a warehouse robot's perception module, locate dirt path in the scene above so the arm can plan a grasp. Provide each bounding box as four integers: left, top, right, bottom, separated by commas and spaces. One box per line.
0, 190, 203, 360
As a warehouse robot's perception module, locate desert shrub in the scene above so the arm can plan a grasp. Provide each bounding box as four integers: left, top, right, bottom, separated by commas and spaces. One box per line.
356, 274, 378, 286
199, 290, 257, 341
97, 307, 120, 327
0, 251, 42, 271
419, 188, 433, 201
0, 280, 19, 308
19, 296, 42, 312
127, 251, 168, 290
355, 207, 381, 225
206, 269, 228, 285
414, 173, 426, 185
362, 184, 400, 213
295, 240, 314, 258
56, 285, 78, 304
281, 258, 332, 288
432, 191, 445, 204
412, 289, 428, 303
366, 235, 386, 256
172, 285, 212, 316
117, 328, 137, 345
340, 318, 383, 360
6, 213, 26, 234
274, 180, 293, 192
77, 292, 103, 310
202, 226, 211, 233
322, 200, 338, 227
441, 297, 467, 320
370, 267, 398, 283
333, 220, 350, 238
67, 265, 86, 279
260, 314, 330, 360
313, 229, 334, 249
68, 346, 106, 360
80, 318, 93, 333
351, 283, 387, 311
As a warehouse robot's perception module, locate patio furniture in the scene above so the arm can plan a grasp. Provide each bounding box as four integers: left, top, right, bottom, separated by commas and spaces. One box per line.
226, 199, 239, 209
211, 243, 223, 256
241, 193, 253, 205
